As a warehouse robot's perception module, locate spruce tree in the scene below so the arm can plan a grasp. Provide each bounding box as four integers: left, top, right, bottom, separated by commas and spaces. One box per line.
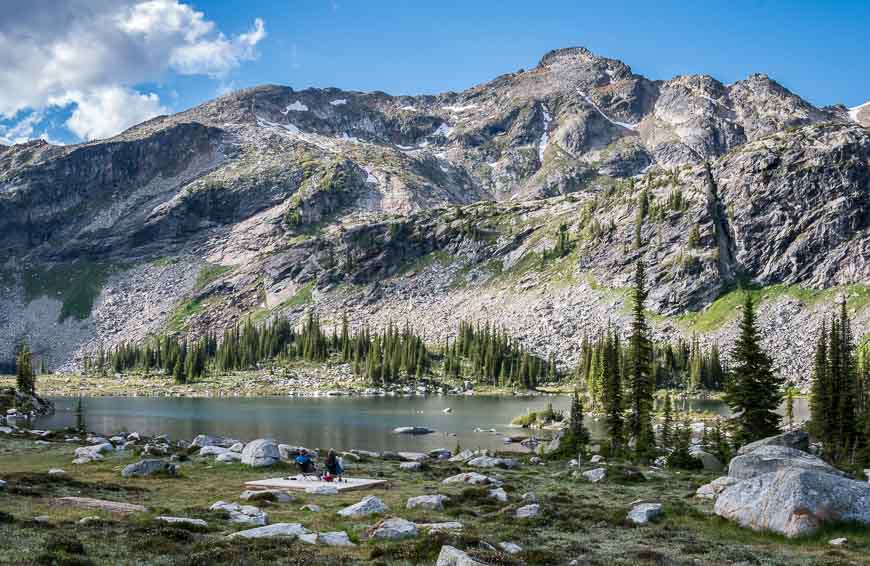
628, 262, 655, 459
16, 344, 35, 395
660, 390, 674, 450
569, 389, 591, 453
810, 320, 831, 444
724, 293, 784, 446
602, 329, 624, 455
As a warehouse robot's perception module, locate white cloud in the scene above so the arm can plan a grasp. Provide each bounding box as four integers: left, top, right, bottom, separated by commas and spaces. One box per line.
0, 0, 265, 141
170, 18, 266, 77
0, 111, 45, 145
51, 86, 167, 141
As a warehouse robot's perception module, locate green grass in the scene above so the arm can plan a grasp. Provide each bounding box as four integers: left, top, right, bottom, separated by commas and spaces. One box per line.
194, 264, 233, 290
151, 257, 179, 268
393, 251, 453, 278
166, 298, 205, 332
677, 284, 870, 333
21, 262, 115, 322
281, 282, 314, 309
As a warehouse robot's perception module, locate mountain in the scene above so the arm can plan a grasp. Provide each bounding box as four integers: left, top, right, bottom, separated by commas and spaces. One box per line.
0, 46, 868, 382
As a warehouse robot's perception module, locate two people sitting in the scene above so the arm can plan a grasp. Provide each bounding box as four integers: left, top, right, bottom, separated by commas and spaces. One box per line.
294, 449, 343, 482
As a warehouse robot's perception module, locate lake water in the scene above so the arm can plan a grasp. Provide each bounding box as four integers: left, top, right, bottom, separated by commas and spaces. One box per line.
34, 395, 810, 454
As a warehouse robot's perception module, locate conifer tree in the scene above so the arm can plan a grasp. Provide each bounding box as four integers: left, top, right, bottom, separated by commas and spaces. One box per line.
660, 390, 674, 450
16, 344, 35, 395
568, 389, 591, 453
724, 293, 784, 446
602, 329, 624, 455
628, 262, 655, 459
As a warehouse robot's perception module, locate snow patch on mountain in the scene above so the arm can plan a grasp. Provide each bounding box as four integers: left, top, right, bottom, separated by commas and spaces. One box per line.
443, 103, 477, 113
577, 90, 639, 130
538, 104, 551, 162
330, 99, 348, 106
849, 101, 870, 123
281, 101, 309, 114
432, 123, 454, 138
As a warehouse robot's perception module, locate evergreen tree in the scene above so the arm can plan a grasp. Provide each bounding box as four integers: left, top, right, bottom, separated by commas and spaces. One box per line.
602, 329, 624, 455
568, 389, 591, 453
660, 390, 674, 450
75, 396, 86, 433
724, 293, 784, 446
16, 343, 35, 395
628, 262, 655, 459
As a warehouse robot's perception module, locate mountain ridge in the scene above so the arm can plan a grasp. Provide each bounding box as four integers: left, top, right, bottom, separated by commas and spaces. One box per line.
0, 46, 867, 383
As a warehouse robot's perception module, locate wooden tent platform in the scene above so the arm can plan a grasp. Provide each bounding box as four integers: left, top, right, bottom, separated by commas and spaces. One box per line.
244, 476, 387, 493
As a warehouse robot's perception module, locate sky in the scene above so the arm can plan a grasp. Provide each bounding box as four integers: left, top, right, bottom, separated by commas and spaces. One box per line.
1, 0, 868, 146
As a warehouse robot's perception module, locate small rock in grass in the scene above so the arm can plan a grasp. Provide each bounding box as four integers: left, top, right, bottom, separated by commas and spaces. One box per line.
400, 462, 423, 471
829, 537, 848, 546
33, 516, 50, 524
240, 490, 292, 503
590, 455, 605, 464
436, 545, 488, 566
199, 446, 229, 457
418, 521, 463, 533
229, 443, 244, 453
499, 542, 522, 554
442, 472, 502, 487
121, 459, 176, 478
627, 503, 662, 525
582, 468, 607, 483
318, 531, 355, 546
370, 517, 417, 540
487, 488, 508, 502
406, 495, 449, 511
516, 504, 541, 519
216, 452, 242, 463
300, 504, 321, 512
209, 501, 267, 526
337, 496, 388, 518
157, 516, 207, 528
48, 469, 66, 478
229, 523, 308, 539
77, 516, 102, 525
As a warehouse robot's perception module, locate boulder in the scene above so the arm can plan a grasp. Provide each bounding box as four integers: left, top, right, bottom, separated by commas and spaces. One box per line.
830, 537, 848, 546
398, 452, 429, 462
728, 445, 843, 480
121, 459, 176, 478
714, 468, 870, 537
428, 448, 453, 460
300, 504, 322, 512
545, 430, 564, 454
436, 545, 489, 566
229, 443, 244, 453
448, 449, 476, 463
582, 468, 607, 483
521, 492, 538, 503
241, 490, 293, 503
688, 448, 724, 473
737, 430, 810, 456
210, 501, 268, 526
516, 504, 541, 519
627, 503, 662, 525
317, 531, 355, 546
590, 455, 605, 464
499, 542, 522, 554
696, 476, 740, 500
199, 446, 229, 457
241, 439, 280, 467
400, 462, 423, 471
337, 496, 388, 518
48, 469, 66, 478
229, 523, 308, 539
487, 488, 508, 502
157, 516, 207, 528
442, 472, 502, 487
467, 456, 519, 469
407, 495, 450, 511
216, 452, 242, 463
0, 480, 6, 490
127, 432, 140, 442
143, 444, 168, 457
191, 435, 236, 449
370, 517, 418, 540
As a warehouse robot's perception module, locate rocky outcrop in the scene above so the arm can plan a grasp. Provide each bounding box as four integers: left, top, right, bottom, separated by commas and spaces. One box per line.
727, 445, 843, 480
736, 430, 810, 455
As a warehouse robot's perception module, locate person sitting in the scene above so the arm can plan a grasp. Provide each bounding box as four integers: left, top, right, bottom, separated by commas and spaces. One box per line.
295, 453, 317, 478
324, 449, 344, 482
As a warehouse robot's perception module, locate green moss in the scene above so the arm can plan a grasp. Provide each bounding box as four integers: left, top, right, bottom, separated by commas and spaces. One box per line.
151, 257, 179, 268
281, 282, 314, 309
22, 263, 114, 322
166, 298, 205, 332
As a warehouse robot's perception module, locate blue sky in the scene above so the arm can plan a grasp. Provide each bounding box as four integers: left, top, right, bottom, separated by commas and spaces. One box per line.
1, 0, 868, 145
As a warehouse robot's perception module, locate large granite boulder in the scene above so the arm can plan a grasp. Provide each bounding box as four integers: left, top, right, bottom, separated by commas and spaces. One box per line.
728, 445, 843, 480
406, 495, 450, 511
241, 439, 280, 467
369, 517, 418, 540
467, 456, 519, 469
737, 430, 810, 455
714, 468, 870, 537
121, 459, 177, 478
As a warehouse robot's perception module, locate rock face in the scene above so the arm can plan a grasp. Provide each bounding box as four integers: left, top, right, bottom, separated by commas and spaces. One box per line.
121, 459, 176, 478
240, 439, 280, 467
714, 468, 870, 537
737, 430, 810, 455
728, 445, 843, 480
